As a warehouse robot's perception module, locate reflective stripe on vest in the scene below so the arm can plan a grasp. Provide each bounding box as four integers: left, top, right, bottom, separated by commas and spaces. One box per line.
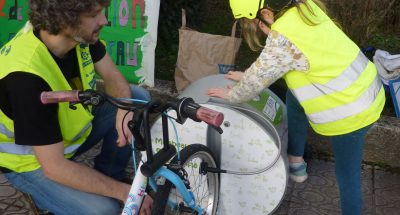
0, 143, 81, 155
0, 121, 91, 154
0, 123, 14, 138
305, 76, 382, 124
71, 122, 92, 142
292, 51, 369, 102
0, 120, 91, 148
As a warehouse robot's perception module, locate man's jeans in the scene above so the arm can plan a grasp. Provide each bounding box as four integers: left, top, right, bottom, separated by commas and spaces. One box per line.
5, 86, 150, 215
286, 90, 371, 215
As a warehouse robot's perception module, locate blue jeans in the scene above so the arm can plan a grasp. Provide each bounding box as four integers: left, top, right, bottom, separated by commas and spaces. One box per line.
286, 90, 371, 215
5, 85, 151, 215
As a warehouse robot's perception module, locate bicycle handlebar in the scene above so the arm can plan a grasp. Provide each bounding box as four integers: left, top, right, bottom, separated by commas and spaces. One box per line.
41, 89, 224, 177
40, 89, 224, 128
41, 90, 80, 104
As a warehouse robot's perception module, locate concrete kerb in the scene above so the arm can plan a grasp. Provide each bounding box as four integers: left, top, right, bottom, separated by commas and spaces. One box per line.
144, 79, 400, 170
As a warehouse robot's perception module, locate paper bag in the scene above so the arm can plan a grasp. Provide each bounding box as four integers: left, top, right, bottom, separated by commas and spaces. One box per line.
174, 9, 242, 91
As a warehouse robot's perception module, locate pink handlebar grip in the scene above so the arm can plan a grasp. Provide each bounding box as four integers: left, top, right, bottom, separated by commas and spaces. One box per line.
196, 107, 224, 127
40, 90, 80, 104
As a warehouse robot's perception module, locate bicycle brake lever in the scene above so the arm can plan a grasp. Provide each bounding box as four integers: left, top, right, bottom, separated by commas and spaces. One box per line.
69, 102, 78, 110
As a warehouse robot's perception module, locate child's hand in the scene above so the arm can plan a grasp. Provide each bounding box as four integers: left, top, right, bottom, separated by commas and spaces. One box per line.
207, 87, 230, 100
225, 71, 243, 81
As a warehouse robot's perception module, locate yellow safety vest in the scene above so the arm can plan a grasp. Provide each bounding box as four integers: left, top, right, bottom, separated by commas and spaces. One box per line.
0, 24, 95, 172
272, 1, 385, 135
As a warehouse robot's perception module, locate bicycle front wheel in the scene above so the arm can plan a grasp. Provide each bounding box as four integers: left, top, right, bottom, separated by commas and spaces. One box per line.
152, 144, 219, 215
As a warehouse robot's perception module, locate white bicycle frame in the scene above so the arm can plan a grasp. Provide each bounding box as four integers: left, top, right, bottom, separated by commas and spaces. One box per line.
121, 150, 148, 215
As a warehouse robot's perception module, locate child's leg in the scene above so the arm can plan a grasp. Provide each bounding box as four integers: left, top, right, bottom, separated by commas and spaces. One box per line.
286, 90, 309, 160
330, 125, 371, 215
286, 90, 309, 182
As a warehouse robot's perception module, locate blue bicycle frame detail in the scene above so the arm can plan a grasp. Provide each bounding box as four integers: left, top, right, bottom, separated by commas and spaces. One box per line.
151, 167, 204, 214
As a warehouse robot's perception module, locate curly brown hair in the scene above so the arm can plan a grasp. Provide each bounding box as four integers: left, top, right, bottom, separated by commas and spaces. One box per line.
29, 0, 110, 34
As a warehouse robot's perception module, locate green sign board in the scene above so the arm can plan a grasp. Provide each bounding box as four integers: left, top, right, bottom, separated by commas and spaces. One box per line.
0, 0, 158, 85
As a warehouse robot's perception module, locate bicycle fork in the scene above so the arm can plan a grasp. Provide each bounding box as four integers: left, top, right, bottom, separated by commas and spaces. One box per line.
151, 167, 205, 215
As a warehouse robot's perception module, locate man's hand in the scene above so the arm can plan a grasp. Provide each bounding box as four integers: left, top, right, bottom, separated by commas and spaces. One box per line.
94, 53, 133, 147
225, 71, 243, 81
139, 195, 153, 215
116, 109, 133, 147
207, 87, 231, 100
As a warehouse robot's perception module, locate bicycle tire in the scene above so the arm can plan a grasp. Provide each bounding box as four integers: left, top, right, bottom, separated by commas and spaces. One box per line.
151, 144, 219, 215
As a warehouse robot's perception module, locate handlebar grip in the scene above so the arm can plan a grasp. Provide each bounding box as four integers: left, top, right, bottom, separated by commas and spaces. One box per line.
40, 90, 80, 104
196, 107, 224, 127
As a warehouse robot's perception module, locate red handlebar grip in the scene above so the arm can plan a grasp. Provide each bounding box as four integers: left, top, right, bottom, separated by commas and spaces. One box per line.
196, 107, 224, 127
40, 90, 80, 104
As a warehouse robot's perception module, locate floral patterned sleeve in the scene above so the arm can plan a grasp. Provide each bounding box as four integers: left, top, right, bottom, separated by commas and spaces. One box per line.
228, 30, 309, 103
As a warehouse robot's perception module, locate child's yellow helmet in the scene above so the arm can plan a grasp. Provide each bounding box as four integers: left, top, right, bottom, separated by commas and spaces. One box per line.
229, 0, 294, 19
229, 0, 264, 19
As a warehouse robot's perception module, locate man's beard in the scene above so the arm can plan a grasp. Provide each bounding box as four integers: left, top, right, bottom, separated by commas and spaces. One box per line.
73, 35, 89, 43
73, 34, 96, 44
72, 28, 101, 44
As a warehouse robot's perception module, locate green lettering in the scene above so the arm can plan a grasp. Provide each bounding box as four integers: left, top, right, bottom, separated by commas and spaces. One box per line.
154, 137, 163, 145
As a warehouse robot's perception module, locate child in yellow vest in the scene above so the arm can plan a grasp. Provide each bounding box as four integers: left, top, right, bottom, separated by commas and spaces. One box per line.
208, 1, 385, 214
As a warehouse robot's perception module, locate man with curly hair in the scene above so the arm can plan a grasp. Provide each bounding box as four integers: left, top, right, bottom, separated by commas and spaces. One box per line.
0, 0, 152, 214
